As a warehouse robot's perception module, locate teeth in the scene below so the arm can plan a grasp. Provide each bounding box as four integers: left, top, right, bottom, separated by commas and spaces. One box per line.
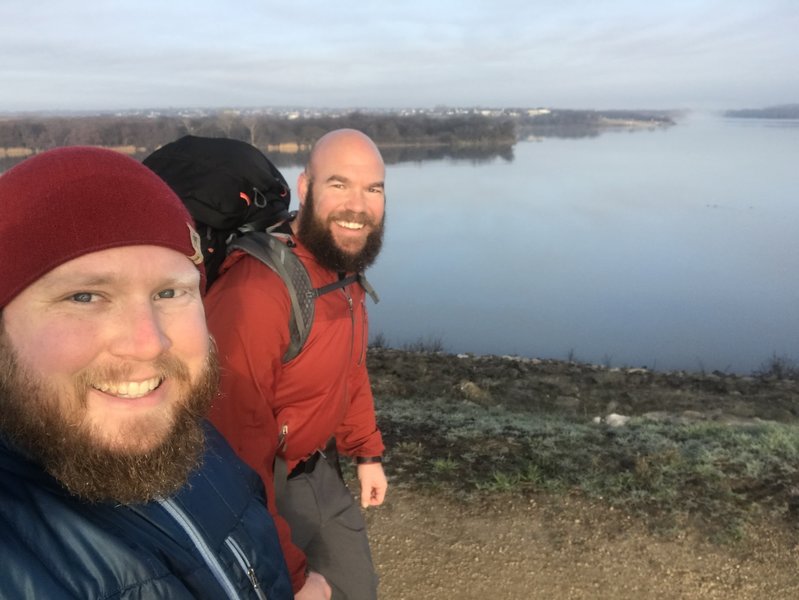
336, 220, 365, 230
93, 377, 161, 399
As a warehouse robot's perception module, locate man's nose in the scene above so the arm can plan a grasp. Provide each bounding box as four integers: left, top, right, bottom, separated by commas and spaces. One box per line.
109, 301, 170, 360
342, 187, 369, 213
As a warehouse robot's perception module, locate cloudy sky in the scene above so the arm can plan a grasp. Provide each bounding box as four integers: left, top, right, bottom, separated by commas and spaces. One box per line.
1, 0, 796, 113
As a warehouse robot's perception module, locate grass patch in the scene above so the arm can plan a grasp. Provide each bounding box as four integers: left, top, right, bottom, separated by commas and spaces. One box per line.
367, 332, 447, 353
400, 336, 446, 353
376, 394, 799, 541
754, 353, 799, 380
368, 331, 389, 349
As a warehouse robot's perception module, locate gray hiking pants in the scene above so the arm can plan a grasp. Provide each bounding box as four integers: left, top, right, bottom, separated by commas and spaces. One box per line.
275, 454, 378, 600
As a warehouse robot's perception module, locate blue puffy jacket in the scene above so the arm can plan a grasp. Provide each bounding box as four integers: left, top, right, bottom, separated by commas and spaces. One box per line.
0, 423, 292, 599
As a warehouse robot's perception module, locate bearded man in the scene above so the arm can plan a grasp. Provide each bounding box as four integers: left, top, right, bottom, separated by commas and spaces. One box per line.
205, 129, 388, 600
0, 147, 292, 599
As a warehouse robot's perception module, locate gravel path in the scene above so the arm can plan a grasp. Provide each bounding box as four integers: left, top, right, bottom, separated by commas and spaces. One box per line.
366, 488, 799, 599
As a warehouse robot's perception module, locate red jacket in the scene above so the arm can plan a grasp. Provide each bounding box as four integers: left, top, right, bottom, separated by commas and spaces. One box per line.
205, 238, 384, 593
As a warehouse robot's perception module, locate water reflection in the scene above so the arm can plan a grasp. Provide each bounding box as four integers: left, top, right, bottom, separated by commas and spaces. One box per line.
267, 143, 515, 168
1, 144, 516, 172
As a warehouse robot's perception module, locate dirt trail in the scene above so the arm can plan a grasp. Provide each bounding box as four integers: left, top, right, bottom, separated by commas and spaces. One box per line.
366, 488, 799, 600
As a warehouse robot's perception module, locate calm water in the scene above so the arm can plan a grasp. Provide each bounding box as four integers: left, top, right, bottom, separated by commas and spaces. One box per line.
5, 115, 794, 373
286, 113, 799, 373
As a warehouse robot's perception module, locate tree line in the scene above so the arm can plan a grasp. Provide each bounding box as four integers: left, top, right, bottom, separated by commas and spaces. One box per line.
0, 107, 678, 154
0, 108, 677, 172
0, 112, 516, 156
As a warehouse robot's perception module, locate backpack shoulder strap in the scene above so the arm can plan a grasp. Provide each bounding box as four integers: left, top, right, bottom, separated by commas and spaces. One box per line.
357, 273, 380, 304
227, 232, 313, 362
227, 232, 380, 362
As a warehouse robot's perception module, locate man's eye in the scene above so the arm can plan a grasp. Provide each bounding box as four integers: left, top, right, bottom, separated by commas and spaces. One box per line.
70, 292, 95, 303
156, 289, 176, 299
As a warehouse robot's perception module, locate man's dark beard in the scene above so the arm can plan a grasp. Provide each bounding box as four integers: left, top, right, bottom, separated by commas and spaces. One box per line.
0, 331, 219, 505
297, 186, 385, 273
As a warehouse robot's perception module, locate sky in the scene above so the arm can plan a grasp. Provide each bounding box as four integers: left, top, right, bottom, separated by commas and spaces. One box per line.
1, 0, 797, 114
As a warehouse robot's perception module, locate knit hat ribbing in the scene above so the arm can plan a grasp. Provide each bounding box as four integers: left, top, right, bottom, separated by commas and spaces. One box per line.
0, 146, 203, 309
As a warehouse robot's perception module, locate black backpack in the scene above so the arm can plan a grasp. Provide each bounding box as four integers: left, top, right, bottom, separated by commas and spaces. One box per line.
143, 135, 377, 362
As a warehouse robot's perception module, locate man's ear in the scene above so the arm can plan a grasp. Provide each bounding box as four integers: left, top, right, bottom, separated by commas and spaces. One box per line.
297, 172, 309, 208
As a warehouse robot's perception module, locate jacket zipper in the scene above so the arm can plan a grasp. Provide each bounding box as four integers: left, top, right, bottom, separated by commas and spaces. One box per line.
358, 297, 367, 365
343, 287, 355, 361
278, 423, 289, 453
226, 536, 269, 600
342, 287, 355, 407
158, 498, 240, 600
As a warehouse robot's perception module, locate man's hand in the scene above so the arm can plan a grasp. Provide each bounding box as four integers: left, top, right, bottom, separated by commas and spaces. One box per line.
357, 462, 388, 508
295, 571, 331, 600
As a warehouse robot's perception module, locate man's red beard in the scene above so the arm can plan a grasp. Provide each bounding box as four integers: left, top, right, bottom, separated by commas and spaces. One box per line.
297, 185, 385, 273
0, 330, 219, 505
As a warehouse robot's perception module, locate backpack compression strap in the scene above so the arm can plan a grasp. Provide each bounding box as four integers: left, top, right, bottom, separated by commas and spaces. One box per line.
311, 273, 379, 304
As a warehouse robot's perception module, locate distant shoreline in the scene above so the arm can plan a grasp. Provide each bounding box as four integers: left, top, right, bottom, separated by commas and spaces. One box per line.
723, 104, 799, 119
0, 108, 675, 165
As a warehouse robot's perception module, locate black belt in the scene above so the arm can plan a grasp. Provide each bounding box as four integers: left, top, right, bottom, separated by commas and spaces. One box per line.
287, 438, 340, 480
287, 451, 322, 479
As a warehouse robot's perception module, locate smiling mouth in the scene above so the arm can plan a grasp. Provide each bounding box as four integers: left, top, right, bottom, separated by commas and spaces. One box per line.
335, 220, 366, 230
92, 377, 162, 399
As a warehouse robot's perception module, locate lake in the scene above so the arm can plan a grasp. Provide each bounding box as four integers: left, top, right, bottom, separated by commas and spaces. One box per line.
282, 113, 799, 373
4, 114, 796, 373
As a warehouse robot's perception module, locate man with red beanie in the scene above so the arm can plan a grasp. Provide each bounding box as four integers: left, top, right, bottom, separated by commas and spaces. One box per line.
0, 147, 292, 598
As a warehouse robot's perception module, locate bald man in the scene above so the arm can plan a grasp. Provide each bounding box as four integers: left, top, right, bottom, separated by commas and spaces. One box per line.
206, 129, 388, 600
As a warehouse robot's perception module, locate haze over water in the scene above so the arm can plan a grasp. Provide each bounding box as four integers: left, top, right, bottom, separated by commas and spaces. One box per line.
290, 113, 799, 374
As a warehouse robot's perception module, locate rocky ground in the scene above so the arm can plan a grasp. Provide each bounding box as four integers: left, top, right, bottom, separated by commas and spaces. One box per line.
361, 349, 799, 599
366, 349, 799, 426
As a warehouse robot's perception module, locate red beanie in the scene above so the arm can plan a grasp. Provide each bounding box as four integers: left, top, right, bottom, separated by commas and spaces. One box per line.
0, 146, 204, 309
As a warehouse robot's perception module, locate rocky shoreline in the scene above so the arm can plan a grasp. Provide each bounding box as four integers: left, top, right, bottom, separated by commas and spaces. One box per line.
366, 348, 799, 425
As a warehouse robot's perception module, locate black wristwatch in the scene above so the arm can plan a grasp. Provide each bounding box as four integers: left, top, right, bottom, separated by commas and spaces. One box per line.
355, 456, 383, 464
